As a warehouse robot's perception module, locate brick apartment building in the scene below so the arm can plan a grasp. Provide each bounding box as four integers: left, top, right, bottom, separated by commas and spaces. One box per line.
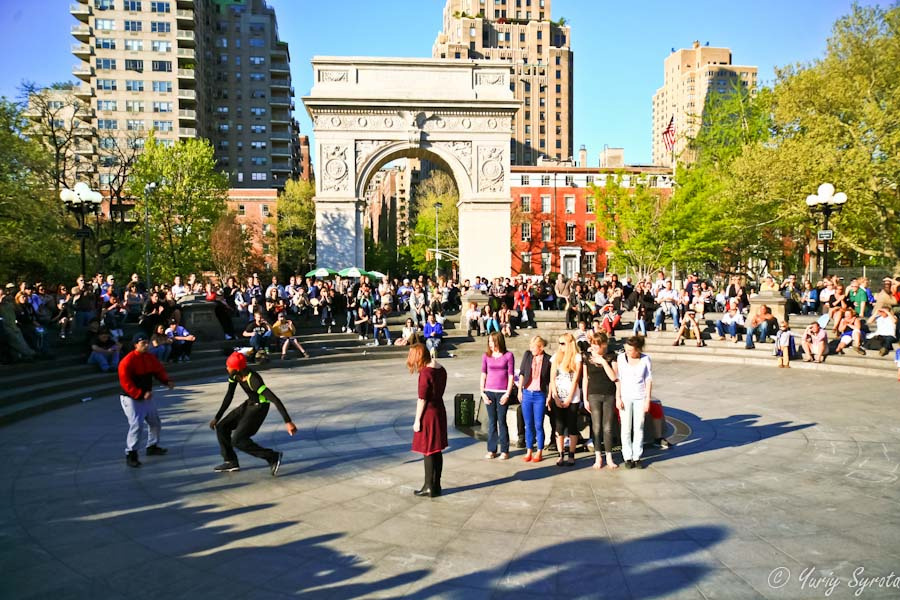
510, 164, 673, 278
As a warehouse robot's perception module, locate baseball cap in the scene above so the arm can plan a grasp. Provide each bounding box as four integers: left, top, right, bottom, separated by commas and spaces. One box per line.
132, 332, 149, 344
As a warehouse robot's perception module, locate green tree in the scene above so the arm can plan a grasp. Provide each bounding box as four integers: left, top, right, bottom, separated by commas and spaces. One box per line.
407, 170, 459, 275
276, 178, 316, 277
210, 211, 250, 279
0, 98, 77, 282
769, 3, 900, 273
591, 176, 672, 278
127, 135, 228, 282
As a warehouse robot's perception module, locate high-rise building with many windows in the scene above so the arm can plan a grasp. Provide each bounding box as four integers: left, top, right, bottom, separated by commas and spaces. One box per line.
651, 41, 757, 167
432, 0, 573, 166
68, 0, 302, 190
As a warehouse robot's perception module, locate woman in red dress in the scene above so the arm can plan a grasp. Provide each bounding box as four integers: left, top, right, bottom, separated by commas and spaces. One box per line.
407, 343, 448, 497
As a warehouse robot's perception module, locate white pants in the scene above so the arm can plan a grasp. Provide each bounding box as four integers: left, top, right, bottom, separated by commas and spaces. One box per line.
120, 395, 161, 454
620, 397, 646, 461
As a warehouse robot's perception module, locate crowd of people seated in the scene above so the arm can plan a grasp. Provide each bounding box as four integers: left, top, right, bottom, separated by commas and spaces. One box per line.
3, 268, 899, 379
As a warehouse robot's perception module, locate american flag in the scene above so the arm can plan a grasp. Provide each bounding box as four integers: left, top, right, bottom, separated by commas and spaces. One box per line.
662, 116, 675, 152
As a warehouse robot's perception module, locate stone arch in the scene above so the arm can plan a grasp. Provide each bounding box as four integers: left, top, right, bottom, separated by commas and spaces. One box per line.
303, 57, 520, 281
354, 142, 471, 201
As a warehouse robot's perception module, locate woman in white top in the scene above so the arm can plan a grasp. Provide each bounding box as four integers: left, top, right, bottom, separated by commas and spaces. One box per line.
549, 332, 582, 467
616, 335, 653, 469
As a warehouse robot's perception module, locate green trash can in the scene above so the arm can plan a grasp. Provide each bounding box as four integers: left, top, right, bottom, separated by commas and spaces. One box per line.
454, 393, 475, 428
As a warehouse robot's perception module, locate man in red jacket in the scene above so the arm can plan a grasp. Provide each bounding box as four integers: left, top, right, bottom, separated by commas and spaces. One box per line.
118, 332, 175, 468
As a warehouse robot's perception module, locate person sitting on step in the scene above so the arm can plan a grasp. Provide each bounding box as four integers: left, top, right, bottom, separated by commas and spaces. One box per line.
673, 309, 705, 347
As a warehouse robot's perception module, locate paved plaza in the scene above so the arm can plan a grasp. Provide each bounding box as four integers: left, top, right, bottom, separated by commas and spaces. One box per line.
2, 356, 900, 599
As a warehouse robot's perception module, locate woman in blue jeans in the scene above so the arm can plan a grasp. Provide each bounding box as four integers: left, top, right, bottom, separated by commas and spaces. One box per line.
479, 332, 514, 460
516, 336, 551, 463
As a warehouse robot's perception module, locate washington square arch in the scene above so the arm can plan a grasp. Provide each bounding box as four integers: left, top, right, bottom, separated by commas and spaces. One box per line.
303, 57, 520, 281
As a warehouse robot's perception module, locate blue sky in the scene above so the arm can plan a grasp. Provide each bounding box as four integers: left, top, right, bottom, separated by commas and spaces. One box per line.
0, 0, 888, 165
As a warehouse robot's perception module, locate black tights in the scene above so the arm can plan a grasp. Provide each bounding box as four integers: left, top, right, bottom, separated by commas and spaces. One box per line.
588, 394, 616, 453
423, 452, 443, 491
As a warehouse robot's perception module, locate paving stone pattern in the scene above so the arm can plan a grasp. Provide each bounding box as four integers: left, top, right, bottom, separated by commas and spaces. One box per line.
2, 356, 899, 599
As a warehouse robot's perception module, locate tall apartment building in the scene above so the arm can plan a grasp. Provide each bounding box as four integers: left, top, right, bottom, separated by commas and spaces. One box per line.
68, 0, 301, 192
432, 0, 573, 166
651, 41, 757, 167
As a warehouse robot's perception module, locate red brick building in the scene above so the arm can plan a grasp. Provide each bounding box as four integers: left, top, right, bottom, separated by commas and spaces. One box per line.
510, 165, 674, 278
228, 188, 278, 272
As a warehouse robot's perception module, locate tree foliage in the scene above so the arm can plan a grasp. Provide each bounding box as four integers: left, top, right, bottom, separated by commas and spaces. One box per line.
276, 178, 316, 277
675, 4, 900, 277
210, 211, 249, 279
405, 170, 459, 275
591, 178, 672, 278
0, 98, 77, 282
127, 135, 228, 282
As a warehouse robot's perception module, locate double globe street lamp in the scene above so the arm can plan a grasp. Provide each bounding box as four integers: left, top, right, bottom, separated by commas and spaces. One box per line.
805, 182, 848, 278
60, 182, 103, 276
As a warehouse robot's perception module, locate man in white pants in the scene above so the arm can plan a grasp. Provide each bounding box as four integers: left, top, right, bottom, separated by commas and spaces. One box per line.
616, 336, 653, 469
117, 332, 175, 468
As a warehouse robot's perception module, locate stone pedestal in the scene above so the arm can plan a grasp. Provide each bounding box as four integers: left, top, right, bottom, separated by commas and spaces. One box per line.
178, 299, 222, 339
749, 291, 788, 324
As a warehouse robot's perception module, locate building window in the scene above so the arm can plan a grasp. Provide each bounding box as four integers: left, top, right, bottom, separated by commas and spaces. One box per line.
250, 157, 268, 166
521, 222, 532, 242
97, 100, 117, 111
150, 21, 170, 33
124, 20, 142, 31
519, 175, 529, 185
124, 39, 143, 51
96, 58, 117, 70
98, 119, 118, 130
152, 120, 172, 131
566, 223, 575, 242
95, 18, 115, 30
586, 223, 596, 242
586, 196, 595, 213
585, 253, 596, 273
586, 175, 594, 185
541, 251, 551, 274
237, 204, 245, 216
250, 107, 266, 116
564, 196, 575, 214
152, 101, 173, 112
125, 80, 144, 91
521, 252, 532, 271
122, 0, 141, 10
126, 119, 144, 131
541, 175, 550, 185
152, 81, 172, 92
150, 1, 170, 12
261, 204, 270, 215
97, 79, 117, 90
541, 195, 551, 213
250, 141, 266, 149
126, 100, 144, 112
152, 60, 172, 72
151, 40, 171, 52
249, 56, 265, 65
519, 195, 531, 213
124, 59, 143, 72
541, 222, 551, 241
250, 125, 266, 133
96, 38, 116, 49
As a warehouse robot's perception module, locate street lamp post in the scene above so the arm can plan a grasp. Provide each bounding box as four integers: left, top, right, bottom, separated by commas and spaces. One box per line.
143, 182, 158, 288
805, 183, 847, 279
60, 182, 103, 276
434, 201, 442, 280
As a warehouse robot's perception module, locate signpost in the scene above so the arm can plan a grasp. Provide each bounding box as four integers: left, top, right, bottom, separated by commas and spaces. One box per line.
817, 229, 833, 241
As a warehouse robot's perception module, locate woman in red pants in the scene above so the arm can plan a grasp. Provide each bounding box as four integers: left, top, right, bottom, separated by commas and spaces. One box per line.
407, 343, 448, 497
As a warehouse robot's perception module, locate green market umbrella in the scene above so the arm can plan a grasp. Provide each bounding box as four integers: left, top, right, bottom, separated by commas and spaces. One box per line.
306, 267, 338, 278
367, 270, 387, 279
338, 267, 367, 278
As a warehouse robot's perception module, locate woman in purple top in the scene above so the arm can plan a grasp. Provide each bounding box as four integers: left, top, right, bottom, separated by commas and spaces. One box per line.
480, 332, 515, 460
